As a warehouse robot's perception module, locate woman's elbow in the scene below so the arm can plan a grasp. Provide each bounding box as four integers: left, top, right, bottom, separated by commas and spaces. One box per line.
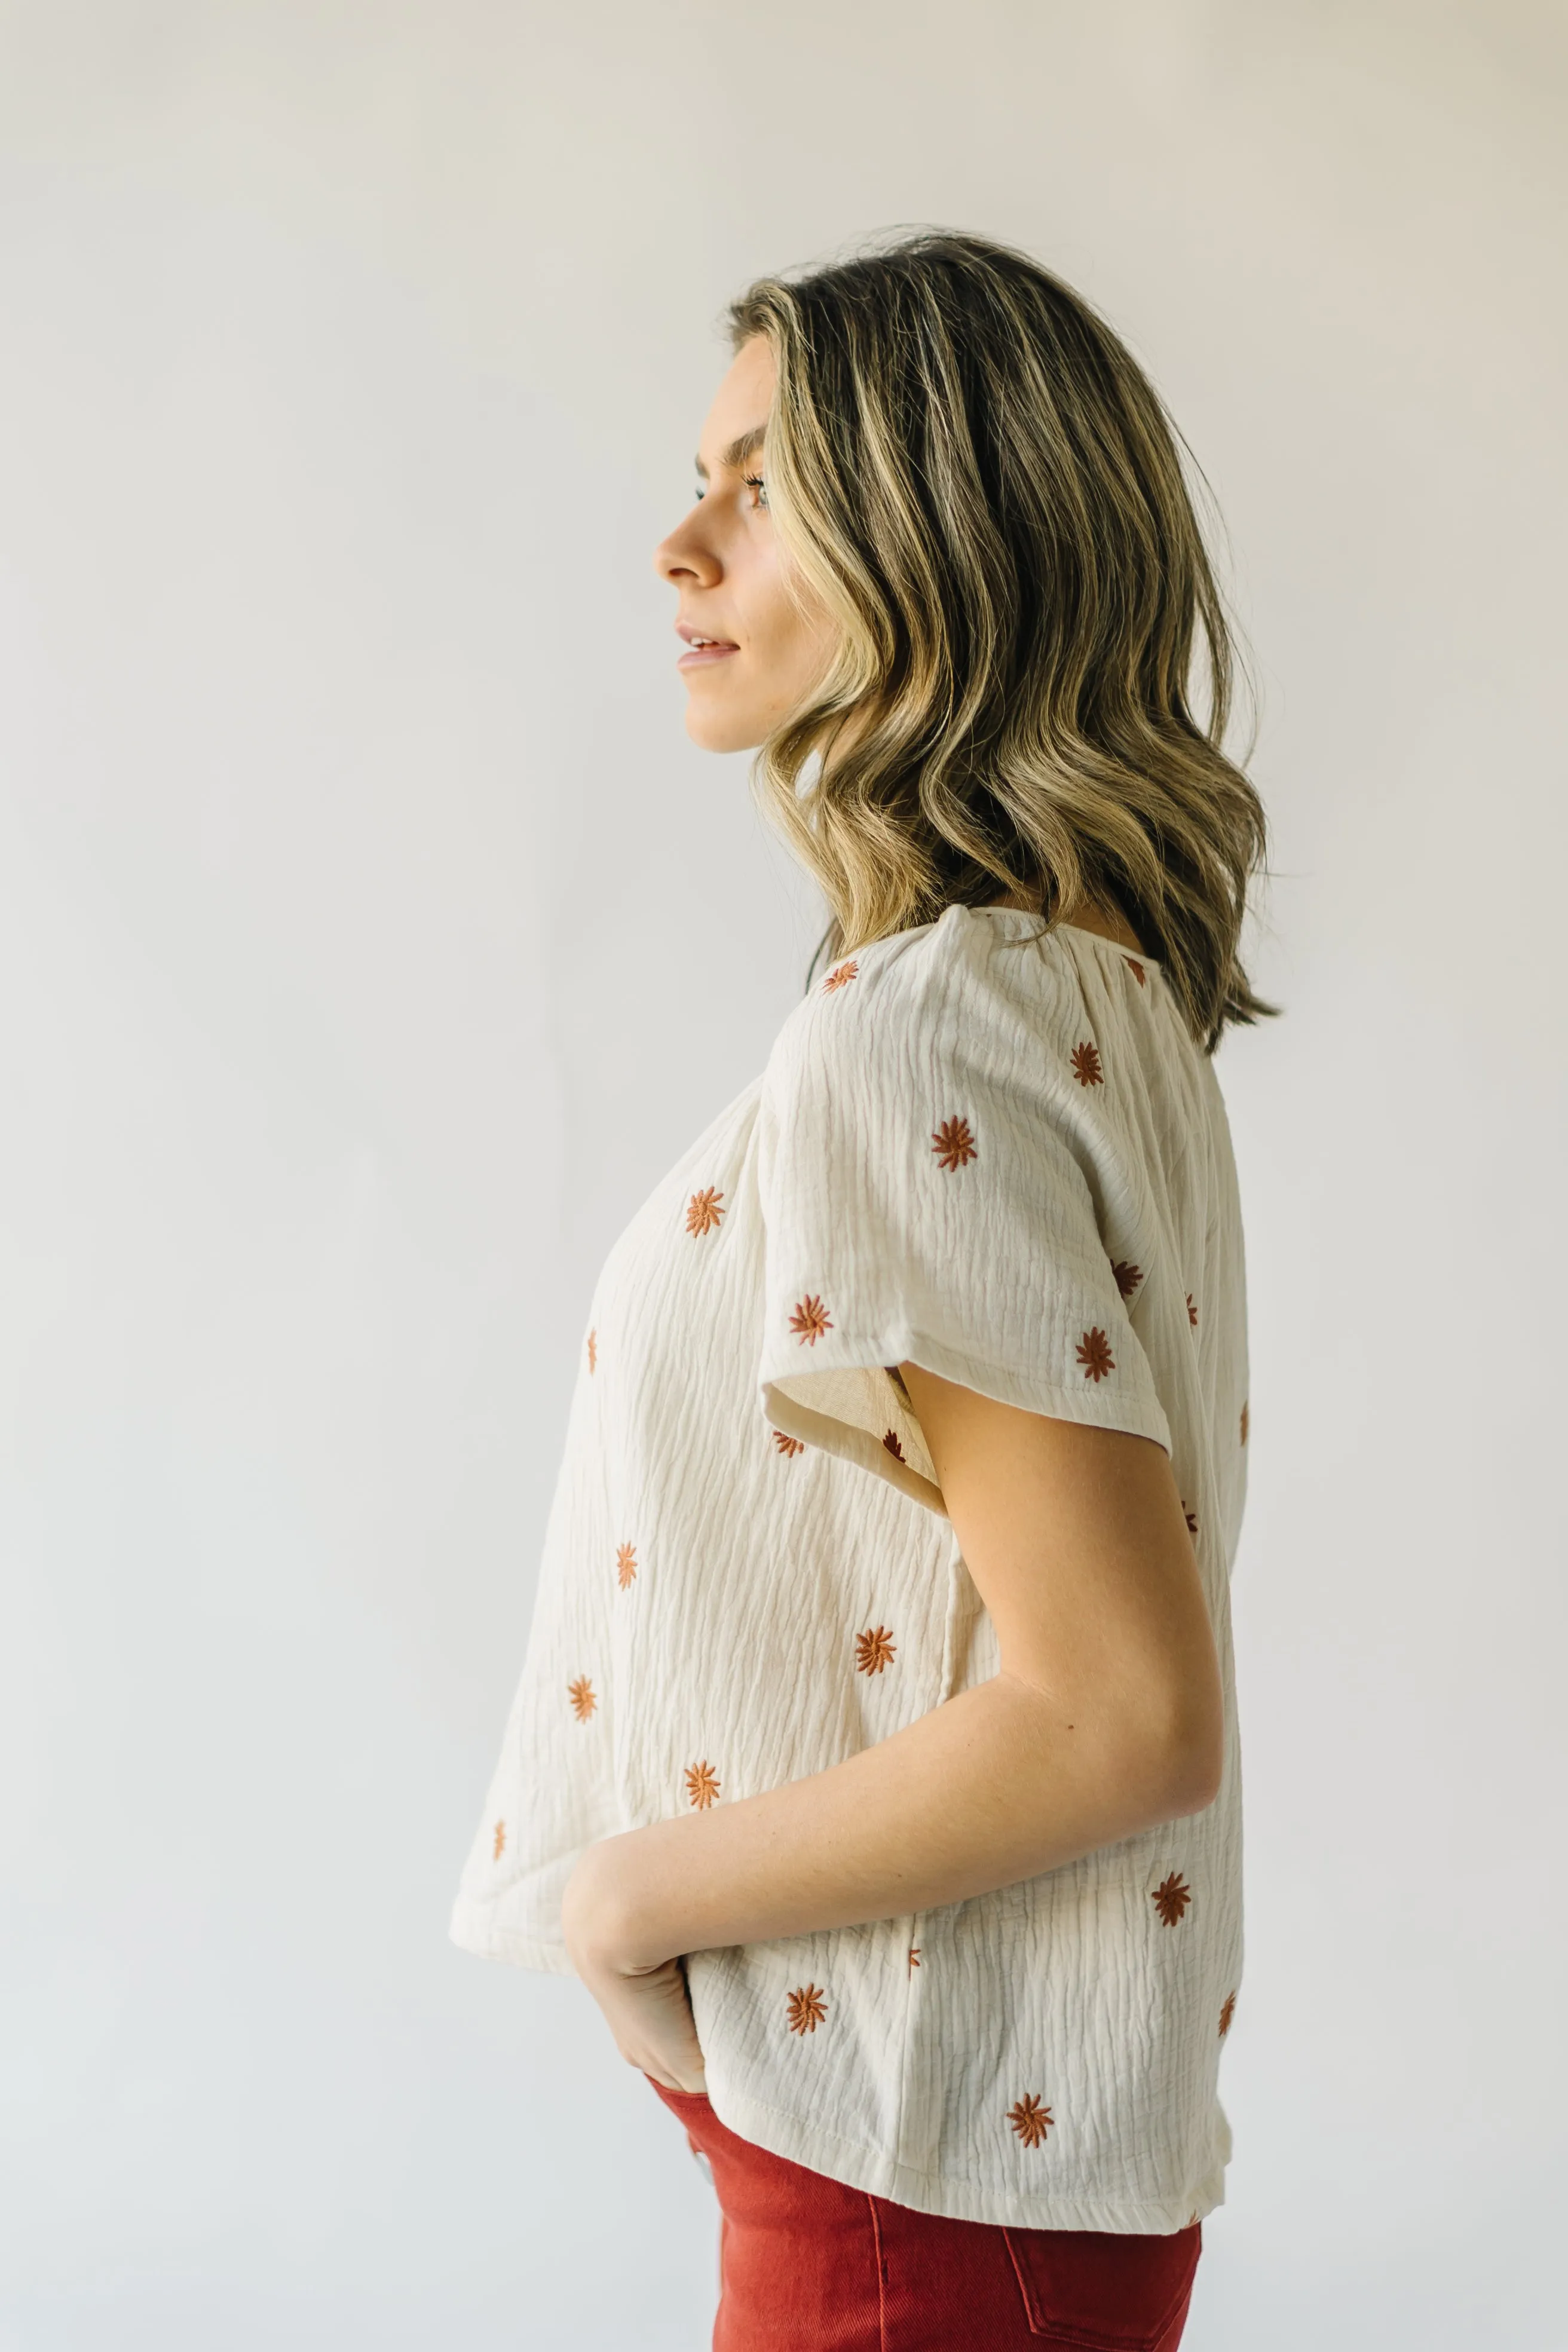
1128, 1686, 1226, 1821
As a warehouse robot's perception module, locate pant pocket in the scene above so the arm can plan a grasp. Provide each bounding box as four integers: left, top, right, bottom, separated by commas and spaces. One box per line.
1002, 2221, 1200, 2350
643, 2076, 716, 2179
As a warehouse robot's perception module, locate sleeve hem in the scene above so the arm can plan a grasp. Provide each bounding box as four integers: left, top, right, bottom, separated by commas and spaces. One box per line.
896, 1333, 1172, 1454
762, 1328, 1172, 1477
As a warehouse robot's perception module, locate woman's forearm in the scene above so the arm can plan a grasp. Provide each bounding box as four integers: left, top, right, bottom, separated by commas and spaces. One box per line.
574, 1667, 1217, 1971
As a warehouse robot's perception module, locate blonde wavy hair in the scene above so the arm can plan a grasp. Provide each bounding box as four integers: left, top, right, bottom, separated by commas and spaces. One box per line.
724, 230, 1275, 1052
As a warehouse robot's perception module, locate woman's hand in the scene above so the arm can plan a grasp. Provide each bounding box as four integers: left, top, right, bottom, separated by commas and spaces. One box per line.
544, 1392, 1220, 2111
560, 1835, 708, 2094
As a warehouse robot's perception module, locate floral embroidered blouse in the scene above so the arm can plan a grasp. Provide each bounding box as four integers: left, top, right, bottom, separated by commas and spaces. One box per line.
450, 903, 1249, 2234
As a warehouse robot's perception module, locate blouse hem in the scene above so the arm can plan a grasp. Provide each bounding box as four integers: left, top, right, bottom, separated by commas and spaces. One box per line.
449, 1902, 577, 1977
699, 2075, 1226, 2235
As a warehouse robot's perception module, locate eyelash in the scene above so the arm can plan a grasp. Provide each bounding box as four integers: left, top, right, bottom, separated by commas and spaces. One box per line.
694, 473, 768, 508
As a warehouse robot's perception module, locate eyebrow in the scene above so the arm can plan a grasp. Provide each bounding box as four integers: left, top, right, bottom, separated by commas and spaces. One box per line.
693, 424, 766, 482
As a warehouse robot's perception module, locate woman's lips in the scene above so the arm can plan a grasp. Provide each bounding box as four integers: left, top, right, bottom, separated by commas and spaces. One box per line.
677, 640, 740, 669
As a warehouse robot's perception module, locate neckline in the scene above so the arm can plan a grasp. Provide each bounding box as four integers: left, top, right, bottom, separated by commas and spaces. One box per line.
961, 904, 1160, 966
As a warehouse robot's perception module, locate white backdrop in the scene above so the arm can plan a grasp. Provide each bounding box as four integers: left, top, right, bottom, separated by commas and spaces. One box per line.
2, 4, 1564, 2345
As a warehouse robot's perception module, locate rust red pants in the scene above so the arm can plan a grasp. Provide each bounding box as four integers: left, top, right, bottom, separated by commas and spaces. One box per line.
648, 2079, 1200, 2351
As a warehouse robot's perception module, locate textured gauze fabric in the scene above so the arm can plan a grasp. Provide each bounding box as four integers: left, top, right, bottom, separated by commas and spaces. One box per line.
450, 903, 1250, 2233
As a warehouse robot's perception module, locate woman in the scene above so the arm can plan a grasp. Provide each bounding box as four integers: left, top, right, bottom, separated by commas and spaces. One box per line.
452, 229, 1271, 2350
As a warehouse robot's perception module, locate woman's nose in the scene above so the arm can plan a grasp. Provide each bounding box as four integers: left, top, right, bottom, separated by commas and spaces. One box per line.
653, 512, 719, 586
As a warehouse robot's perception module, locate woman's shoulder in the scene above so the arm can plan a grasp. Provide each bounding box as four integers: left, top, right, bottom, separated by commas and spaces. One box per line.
764, 904, 1082, 1082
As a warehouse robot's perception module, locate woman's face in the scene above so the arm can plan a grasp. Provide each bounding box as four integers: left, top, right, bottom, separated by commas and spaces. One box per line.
653, 335, 840, 753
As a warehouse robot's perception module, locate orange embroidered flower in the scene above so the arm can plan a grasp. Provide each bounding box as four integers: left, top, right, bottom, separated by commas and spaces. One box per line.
822, 960, 859, 993
1218, 1990, 1237, 2039
855, 1625, 898, 1675
586, 1328, 597, 1373
1152, 1872, 1192, 1926
1076, 1327, 1115, 1382
1007, 2093, 1054, 2148
685, 1186, 725, 1236
1187, 1293, 1198, 1328
789, 1294, 833, 1345
615, 1542, 638, 1589
786, 1983, 828, 2034
931, 1115, 978, 1170
1111, 1259, 1143, 1300
567, 1675, 597, 1722
772, 1429, 806, 1457
1125, 957, 1147, 987
685, 1760, 721, 1809
882, 1429, 906, 1462
492, 1821, 506, 1861
908, 1946, 921, 1970
1070, 1040, 1104, 1087
1240, 1401, 1250, 1446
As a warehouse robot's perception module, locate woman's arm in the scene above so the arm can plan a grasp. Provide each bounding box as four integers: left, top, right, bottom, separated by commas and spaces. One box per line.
561, 1362, 1224, 2084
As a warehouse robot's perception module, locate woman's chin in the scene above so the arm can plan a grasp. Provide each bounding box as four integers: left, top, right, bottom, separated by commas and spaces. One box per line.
683, 699, 765, 755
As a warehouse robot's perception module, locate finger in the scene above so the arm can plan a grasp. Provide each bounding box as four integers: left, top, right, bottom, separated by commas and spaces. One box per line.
636, 2058, 688, 2091
626, 2045, 705, 2093
616, 2023, 706, 2091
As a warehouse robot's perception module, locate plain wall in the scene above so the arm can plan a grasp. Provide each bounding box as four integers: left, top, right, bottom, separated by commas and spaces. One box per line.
2, 3, 1564, 2344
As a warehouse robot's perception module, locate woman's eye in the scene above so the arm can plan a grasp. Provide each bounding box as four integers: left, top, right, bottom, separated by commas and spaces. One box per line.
690, 475, 767, 509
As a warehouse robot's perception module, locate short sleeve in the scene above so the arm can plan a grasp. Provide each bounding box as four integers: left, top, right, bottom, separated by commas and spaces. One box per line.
754, 928, 1172, 1518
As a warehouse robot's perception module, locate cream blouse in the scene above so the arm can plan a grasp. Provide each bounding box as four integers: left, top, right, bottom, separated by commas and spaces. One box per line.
451, 903, 1249, 2233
